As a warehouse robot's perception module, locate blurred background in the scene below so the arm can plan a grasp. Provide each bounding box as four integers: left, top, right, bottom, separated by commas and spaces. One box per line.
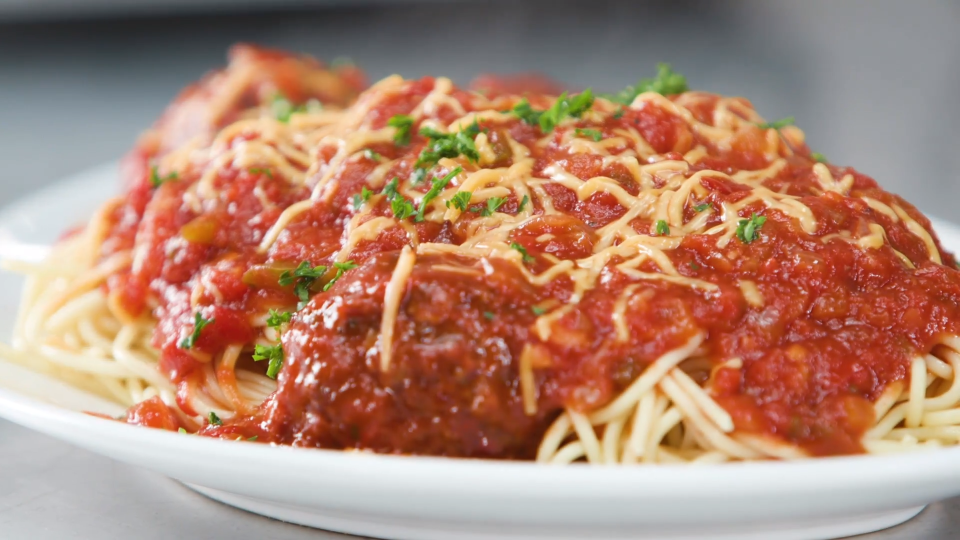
0, 0, 958, 218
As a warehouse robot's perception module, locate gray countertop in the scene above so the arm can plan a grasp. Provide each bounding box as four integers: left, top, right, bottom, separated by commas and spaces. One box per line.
1, 1, 959, 538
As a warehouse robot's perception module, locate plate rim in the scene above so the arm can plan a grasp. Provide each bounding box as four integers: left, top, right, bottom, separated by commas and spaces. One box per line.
3, 162, 960, 526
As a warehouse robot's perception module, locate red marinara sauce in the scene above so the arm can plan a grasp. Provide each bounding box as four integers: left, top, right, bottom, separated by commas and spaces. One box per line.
113, 65, 960, 459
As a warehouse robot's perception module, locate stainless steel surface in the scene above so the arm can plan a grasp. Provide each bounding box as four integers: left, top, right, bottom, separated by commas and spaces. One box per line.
1, 1, 959, 538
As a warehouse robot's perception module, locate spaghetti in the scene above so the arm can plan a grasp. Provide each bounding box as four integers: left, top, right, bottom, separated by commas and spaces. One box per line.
6, 47, 960, 464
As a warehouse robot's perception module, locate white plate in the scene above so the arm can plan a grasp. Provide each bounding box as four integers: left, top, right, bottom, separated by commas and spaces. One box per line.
1, 164, 959, 540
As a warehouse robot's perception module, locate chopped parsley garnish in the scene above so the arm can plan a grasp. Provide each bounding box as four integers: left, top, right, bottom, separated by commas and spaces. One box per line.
655, 220, 670, 236
352, 186, 373, 210
208, 411, 222, 426
416, 167, 462, 222
518, 194, 530, 212
149, 166, 178, 188
811, 152, 828, 163
510, 99, 540, 126
391, 196, 417, 220
270, 93, 321, 122
253, 343, 284, 379
607, 63, 688, 104
179, 312, 213, 350
531, 306, 547, 315
271, 94, 296, 122
447, 190, 473, 211
690, 262, 701, 270
363, 148, 381, 161
323, 261, 358, 292
483, 311, 496, 321
736, 213, 767, 244
248, 167, 274, 179
510, 242, 535, 263
613, 107, 625, 120
513, 90, 595, 133
388, 114, 415, 146
247, 436, 258, 441
759, 116, 795, 130
414, 122, 481, 173
178, 427, 188, 434
411, 168, 428, 185
694, 203, 712, 212
279, 261, 327, 307
575, 128, 603, 142
382, 177, 400, 200
480, 197, 507, 217
266, 309, 291, 329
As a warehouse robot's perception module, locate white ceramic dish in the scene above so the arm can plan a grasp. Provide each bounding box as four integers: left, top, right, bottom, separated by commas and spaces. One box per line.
1, 164, 959, 540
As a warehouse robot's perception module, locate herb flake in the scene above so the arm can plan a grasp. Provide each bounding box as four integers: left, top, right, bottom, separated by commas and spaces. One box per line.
480, 197, 506, 217
179, 312, 213, 350
736, 213, 767, 244
323, 261, 358, 292
656, 220, 670, 236
388, 114, 415, 146
416, 167, 462, 222
510, 242, 535, 263
575, 128, 603, 142
253, 343, 284, 379
607, 63, 688, 104
150, 166, 178, 188
447, 191, 473, 211
759, 116, 795, 130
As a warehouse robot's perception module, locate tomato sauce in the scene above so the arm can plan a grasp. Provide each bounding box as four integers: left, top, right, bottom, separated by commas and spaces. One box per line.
113, 66, 960, 458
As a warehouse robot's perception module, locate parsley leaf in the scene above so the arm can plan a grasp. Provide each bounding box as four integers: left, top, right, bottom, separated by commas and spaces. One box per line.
518, 194, 530, 212
607, 63, 688, 104
538, 90, 595, 133
382, 177, 400, 201
613, 107, 625, 119
690, 262, 701, 270
363, 148, 380, 161
531, 306, 547, 315
575, 128, 603, 142
736, 213, 767, 244
322, 261, 358, 292
270, 93, 319, 122
150, 166, 178, 188
388, 114, 415, 146
248, 167, 274, 179
208, 411, 222, 426
512, 90, 595, 133
247, 436, 258, 441
510, 242, 535, 263
759, 116, 795, 130
279, 261, 327, 308
411, 168, 428, 185
179, 312, 214, 350
253, 343, 284, 379
391, 196, 417, 220
178, 427, 188, 434
271, 94, 296, 122
414, 123, 480, 171
656, 220, 670, 236
483, 311, 496, 321
352, 186, 372, 210
694, 203, 712, 212
511, 99, 541, 126
416, 167, 462, 222
447, 191, 473, 211
480, 197, 506, 217
811, 152, 828, 163
266, 309, 291, 329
